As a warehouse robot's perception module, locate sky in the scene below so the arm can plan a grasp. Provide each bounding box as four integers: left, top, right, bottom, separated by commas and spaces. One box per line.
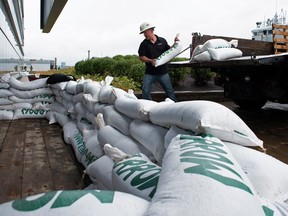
24, 0, 288, 66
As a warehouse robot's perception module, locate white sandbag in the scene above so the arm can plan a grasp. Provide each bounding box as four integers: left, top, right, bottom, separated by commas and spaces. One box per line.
55, 95, 63, 104
50, 101, 68, 115
145, 134, 265, 216
72, 92, 85, 103
59, 89, 73, 101
0, 98, 13, 105
0, 102, 32, 110
115, 96, 158, 122
149, 100, 263, 148
110, 88, 138, 104
0, 72, 11, 82
191, 51, 212, 62
49, 81, 67, 90
0, 82, 10, 89
9, 95, 55, 103
85, 155, 115, 190
103, 105, 133, 136
0, 89, 13, 97
93, 102, 108, 116
190, 44, 203, 59
98, 85, 114, 104
69, 130, 84, 162
130, 119, 168, 163
9, 76, 48, 90
0, 190, 149, 216
54, 112, 72, 127
200, 38, 232, 52
74, 102, 88, 116
260, 198, 288, 216
62, 121, 79, 144
225, 142, 288, 202
112, 153, 161, 201
77, 116, 95, 133
9, 87, 53, 99
65, 80, 78, 94
164, 125, 194, 149
0, 110, 14, 120
208, 47, 243, 61
83, 81, 102, 100
13, 108, 48, 119
81, 131, 104, 168
98, 125, 152, 157
32, 101, 50, 110
61, 99, 74, 112
155, 41, 182, 67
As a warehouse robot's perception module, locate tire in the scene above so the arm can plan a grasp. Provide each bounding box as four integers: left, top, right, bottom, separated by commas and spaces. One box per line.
232, 97, 267, 110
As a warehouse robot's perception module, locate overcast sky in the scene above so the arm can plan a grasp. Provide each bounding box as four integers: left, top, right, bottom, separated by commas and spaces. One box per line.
24, 0, 288, 66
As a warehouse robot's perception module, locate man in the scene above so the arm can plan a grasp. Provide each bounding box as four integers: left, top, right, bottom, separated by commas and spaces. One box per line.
138, 22, 177, 101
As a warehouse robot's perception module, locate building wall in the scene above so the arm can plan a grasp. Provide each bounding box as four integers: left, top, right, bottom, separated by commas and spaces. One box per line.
0, 0, 24, 72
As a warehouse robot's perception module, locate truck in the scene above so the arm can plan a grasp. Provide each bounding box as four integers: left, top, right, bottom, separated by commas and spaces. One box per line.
169, 24, 288, 110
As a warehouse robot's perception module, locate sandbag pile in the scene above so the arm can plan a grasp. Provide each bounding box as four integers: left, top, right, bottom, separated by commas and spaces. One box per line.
0, 73, 54, 120
190, 38, 243, 62
0, 72, 288, 215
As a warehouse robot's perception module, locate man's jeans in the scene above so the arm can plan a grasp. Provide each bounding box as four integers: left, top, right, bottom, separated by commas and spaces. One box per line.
142, 73, 177, 101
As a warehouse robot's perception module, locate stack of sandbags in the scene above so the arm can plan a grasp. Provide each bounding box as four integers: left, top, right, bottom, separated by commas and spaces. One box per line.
0, 72, 54, 120
2, 72, 288, 215
190, 38, 242, 61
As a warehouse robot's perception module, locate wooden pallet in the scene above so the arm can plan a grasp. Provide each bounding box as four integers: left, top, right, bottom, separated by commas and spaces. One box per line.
272, 23, 288, 54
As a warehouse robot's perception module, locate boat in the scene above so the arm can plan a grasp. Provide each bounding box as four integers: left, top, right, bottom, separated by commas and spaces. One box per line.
251, 9, 287, 42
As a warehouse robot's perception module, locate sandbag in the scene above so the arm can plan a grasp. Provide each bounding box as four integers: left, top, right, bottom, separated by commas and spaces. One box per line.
83, 81, 102, 100
9, 76, 48, 90
155, 41, 182, 67
0, 190, 149, 216
145, 134, 266, 216
164, 125, 194, 149
130, 119, 168, 163
114, 96, 158, 122
208, 47, 243, 61
97, 125, 152, 157
0, 89, 13, 97
103, 105, 133, 136
9, 95, 55, 103
9, 87, 53, 99
0, 110, 14, 120
260, 198, 288, 216
69, 131, 84, 162
85, 155, 114, 190
112, 153, 161, 201
81, 131, 104, 168
13, 108, 48, 119
191, 50, 212, 62
225, 142, 288, 202
149, 100, 263, 148
0, 102, 32, 110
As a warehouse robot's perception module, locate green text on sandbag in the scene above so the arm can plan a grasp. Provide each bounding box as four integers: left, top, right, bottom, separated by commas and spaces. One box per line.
12, 190, 114, 211
21, 108, 47, 115
114, 157, 160, 198
179, 135, 253, 194
73, 132, 84, 154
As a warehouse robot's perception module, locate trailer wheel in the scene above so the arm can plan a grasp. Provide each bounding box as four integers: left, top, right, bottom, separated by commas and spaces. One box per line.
232, 97, 267, 110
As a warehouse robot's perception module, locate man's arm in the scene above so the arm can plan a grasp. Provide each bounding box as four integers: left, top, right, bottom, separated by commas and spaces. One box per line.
139, 56, 156, 66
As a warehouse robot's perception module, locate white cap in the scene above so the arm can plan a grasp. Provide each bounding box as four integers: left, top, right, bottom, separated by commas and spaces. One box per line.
139, 22, 155, 34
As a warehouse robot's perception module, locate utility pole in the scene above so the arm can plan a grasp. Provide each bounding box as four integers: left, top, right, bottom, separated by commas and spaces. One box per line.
88, 50, 90, 60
